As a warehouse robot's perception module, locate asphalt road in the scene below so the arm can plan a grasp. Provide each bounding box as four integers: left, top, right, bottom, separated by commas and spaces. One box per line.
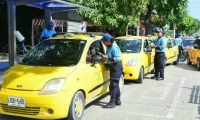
0, 62, 200, 120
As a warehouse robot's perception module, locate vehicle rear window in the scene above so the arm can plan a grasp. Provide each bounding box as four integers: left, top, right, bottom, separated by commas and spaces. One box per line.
183, 40, 194, 46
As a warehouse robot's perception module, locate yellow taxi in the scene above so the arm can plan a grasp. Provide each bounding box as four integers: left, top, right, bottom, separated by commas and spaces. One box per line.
187, 38, 200, 70
150, 36, 179, 65
115, 36, 155, 83
0, 33, 124, 119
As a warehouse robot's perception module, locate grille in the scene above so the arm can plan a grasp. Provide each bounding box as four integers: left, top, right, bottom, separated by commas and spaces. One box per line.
1, 104, 40, 115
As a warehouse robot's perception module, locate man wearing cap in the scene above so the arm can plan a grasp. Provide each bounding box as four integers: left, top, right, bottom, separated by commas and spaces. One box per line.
150, 30, 167, 80
99, 33, 123, 108
40, 21, 57, 41
175, 34, 184, 62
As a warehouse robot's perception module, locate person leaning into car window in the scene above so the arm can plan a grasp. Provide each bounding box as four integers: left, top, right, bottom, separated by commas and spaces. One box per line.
150, 30, 167, 81
40, 21, 57, 41
98, 33, 123, 108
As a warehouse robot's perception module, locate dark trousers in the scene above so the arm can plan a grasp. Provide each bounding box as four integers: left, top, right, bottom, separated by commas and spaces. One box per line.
109, 80, 120, 99
178, 46, 183, 60
154, 52, 165, 78
109, 62, 123, 99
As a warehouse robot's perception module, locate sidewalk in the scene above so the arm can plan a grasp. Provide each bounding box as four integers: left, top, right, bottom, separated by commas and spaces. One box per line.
0, 53, 23, 75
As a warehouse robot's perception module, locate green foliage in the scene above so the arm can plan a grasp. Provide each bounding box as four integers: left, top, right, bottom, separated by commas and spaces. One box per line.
70, 0, 148, 33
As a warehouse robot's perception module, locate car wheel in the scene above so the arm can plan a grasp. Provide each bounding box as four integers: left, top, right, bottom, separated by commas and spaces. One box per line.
197, 59, 200, 71
137, 67, 144, 84
173, 54, 178, 65
119, 74, 124, 93
67, 91, 85, 120
187, 55, 192, 65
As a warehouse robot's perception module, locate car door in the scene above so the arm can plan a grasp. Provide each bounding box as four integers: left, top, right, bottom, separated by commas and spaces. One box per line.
83, 40, 109, 100
166, 39, 174, 63
192, 40, 200, 64
143, 39, 153, 74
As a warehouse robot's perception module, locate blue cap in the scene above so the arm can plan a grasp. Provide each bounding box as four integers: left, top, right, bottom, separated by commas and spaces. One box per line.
49, 21, 54, 27
156, 29, 163, 33
99, 33, 113, 42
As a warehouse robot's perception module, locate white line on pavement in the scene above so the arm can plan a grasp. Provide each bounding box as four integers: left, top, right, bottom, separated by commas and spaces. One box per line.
166, 78, 186, 118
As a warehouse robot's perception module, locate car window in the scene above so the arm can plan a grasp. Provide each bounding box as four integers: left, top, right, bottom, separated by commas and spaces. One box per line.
115, 39, 142, 53
167, 39, 172, 46
86, 40, 104, 64
193, 40, 200, 47
172, 39, 177, 46
20, 39, 86, 66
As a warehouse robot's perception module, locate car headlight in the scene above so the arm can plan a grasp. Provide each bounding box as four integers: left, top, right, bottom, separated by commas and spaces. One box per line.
125, 59, 137, 66
39, 78, 65, 95
0, 75, 5, 91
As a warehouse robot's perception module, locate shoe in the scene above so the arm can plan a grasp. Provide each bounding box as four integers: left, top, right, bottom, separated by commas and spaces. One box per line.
115, 97, 121, 106
157, 78, 164, 80
103, 99, 115, 108
151, 76, 158, 79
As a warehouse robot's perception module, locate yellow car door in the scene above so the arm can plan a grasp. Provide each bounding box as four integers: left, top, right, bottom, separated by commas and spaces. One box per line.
143, 39, 152, 74
148, 39, 155, 71
166, 39, 174, 63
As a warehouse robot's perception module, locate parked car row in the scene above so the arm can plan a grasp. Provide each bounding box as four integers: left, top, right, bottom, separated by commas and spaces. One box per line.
0, 33, 179, 120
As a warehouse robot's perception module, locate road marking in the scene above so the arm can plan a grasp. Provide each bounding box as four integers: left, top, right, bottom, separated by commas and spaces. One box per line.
141, 83, 174, 100
167, 78, 186, 118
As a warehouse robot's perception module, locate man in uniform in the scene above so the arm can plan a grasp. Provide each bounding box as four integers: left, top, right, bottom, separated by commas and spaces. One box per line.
40, 21, 57, 40
98, 33, 123, 108
175, 34, 184, 61
150, 30, 167, 80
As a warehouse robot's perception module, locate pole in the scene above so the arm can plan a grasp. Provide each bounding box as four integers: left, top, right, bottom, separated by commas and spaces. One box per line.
136, 25, 140, 36
126, 26, 128, 36
31, 19, 34, 47
173, 23, 176, 39
7, 0, 16, 67
44, 8, 51, 28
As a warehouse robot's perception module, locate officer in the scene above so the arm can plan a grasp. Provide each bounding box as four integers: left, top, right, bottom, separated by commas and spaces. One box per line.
40, 21, 57, 41
98, 33, 123, 108
175, 34, 184, 61
150, 30, 167, 80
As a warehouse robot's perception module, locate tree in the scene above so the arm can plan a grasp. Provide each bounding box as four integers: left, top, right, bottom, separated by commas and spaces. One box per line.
70, 0, 148, 34
143, 0, 188, 34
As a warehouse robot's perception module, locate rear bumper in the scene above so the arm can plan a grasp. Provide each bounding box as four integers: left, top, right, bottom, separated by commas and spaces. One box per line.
0, 88, 71, 119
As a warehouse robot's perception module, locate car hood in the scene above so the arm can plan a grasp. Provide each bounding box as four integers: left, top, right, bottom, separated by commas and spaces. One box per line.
3, 64, 76, 91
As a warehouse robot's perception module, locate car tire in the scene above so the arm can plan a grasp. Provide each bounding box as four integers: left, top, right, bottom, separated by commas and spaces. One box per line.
197, 59, 200, 71
187, 55, 192, 65
67, 91, 85, 120
173, 54, 178, 65
119, 74, 124, 93
137, 67, 144, 84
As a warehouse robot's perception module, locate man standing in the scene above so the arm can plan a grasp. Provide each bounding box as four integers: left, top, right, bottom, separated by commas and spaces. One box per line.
40, 21, 56, 41
175, 34, 184, 61
151, 30, 167, 80
99, 33, 123, 108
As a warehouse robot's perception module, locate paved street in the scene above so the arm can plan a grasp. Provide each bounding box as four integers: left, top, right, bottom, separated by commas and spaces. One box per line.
0, 62, 200, 120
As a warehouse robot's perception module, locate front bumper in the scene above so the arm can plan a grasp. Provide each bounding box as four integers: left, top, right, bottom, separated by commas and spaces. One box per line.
123, 66, 140, 80
0, 88, 72, 119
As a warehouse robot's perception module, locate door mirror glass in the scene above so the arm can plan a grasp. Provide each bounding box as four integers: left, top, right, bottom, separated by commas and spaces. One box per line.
91, 55, 103, 63
167, 45, 173, 48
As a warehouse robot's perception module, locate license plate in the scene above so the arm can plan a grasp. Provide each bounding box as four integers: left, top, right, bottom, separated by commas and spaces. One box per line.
8, 96, 25, 107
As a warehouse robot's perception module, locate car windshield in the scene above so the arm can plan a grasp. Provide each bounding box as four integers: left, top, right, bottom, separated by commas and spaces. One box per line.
115, 39, 142, 53
183, 40, 194, 46
19, 39, 86, 66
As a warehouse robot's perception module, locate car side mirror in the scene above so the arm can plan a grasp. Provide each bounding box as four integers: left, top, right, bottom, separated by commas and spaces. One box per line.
91, 55, 103, 66
167, 45, 173, 48
52, 33, 57, 37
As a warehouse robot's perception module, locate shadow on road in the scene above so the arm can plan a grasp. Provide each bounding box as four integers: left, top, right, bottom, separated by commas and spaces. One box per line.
174, 62, 198, 72
185, 85, 200, 119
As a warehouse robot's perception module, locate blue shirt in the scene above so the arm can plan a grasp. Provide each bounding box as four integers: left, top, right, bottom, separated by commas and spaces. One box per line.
40, 28, 56, 39
175, 38, 183, 47
106, 43, 121, 62
155, 37, 167, 52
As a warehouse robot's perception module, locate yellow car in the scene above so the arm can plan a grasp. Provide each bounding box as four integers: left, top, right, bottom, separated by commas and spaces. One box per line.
187, 38, 200, 70
0, 33, 124, 119
151, 37, 179, 65
115, 36, 155, 83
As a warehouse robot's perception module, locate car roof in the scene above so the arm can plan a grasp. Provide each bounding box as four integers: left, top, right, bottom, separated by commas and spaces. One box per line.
48, 33, 103, 42
115, 35, 148, 40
